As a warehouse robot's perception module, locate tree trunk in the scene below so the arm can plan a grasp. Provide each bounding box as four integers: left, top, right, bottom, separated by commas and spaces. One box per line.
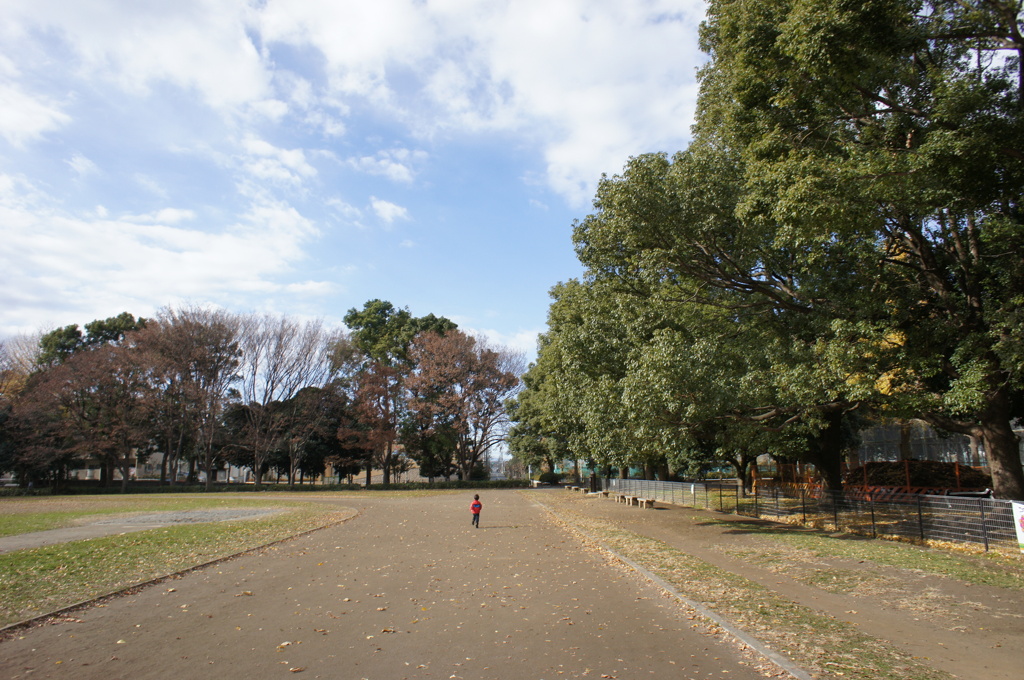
899, 422, 913, 461
978, 416, 1024, 500
810, 410, 845, 491
160, 439, 169, 485
925, 388, 1024, 500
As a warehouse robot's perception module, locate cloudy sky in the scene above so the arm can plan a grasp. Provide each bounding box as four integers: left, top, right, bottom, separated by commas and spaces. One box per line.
1, 0, 706, 355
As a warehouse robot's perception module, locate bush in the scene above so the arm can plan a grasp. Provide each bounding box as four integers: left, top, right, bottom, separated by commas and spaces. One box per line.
537, 471, 564, 485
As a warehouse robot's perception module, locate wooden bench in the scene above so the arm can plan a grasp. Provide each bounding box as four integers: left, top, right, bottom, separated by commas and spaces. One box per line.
636, 497, 655, 509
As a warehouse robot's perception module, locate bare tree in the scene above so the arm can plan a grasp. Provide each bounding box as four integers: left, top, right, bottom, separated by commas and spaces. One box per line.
0, 333, 41, 401
235, 314, 339, 488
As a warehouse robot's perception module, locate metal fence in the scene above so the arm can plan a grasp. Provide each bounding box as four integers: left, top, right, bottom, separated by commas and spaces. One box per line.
603, 478, 1020, 553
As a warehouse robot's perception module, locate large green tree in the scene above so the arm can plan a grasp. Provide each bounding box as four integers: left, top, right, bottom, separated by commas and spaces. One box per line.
693, 0, 1024, 498
532, 0, 1024, 499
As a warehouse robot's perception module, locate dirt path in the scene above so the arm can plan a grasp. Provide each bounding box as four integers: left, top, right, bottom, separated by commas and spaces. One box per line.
0, 491, 772, 680
554, 490, 1023, 680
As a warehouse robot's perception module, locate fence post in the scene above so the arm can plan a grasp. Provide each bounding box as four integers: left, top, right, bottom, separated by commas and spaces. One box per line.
869, 497, 876, 538
832, 491, 839, 530
719, 483, 724, 512
916, 495, 925, 541
774, 486, 780, 518
754, 488, 759, 518
801, 488, 806, 524
979, 499, 989, 552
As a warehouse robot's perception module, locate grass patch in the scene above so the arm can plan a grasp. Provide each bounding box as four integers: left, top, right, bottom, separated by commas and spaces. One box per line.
0, 502, 350, 627
529, 492, 953, 680
0, 489, 458, 538
0, 495, 312, 537
703, 516, 1024, 590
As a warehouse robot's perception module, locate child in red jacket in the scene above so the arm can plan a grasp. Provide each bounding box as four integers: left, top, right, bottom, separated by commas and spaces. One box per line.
470, 494, 482, 528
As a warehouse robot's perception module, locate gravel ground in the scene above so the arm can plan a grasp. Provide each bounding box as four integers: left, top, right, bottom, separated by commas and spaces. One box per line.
0, 491, 773, 680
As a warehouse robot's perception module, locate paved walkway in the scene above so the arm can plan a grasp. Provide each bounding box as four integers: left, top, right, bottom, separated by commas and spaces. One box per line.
0, 491, 770, 680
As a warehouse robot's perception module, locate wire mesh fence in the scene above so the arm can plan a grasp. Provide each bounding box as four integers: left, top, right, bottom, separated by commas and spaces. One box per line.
603, 478, 1020, 553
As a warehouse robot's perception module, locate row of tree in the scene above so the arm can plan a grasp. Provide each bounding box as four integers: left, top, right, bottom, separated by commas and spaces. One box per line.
0, 301, 523, 491
509, 0, 1024, 500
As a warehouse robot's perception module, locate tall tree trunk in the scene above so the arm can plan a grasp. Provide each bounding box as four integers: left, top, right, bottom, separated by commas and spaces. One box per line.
383, 443, 392, 485
977, 398, 1024, 500
925, 388, 1024, 500
160, 436, 170, 485
809, 409, 845, 491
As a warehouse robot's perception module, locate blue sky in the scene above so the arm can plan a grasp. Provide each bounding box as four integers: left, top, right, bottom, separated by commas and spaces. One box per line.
1, 0, 706, 356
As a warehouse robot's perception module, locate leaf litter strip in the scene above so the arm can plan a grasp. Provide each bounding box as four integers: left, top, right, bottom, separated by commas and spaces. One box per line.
528, 496, 813, 680
0, 508, 359, 640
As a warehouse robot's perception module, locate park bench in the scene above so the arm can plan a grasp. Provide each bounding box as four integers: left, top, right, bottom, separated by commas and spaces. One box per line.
636, 497, 655, 509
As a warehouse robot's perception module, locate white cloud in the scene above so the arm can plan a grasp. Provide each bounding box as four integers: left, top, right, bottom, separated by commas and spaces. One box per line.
284, 280, 336, 295
255, 0, 704, 204
370, 197, 409, 224
134, 174, 170, 198
0, 81, 71, 148
4, 1, 704, 204
464, 326, 540, 357
0, 178, 325, 336
240, 135, 317, 184
122, 208, 197, 224
5, 0, 272, 113
66, 154, 99, 177
348, 148, 427, 183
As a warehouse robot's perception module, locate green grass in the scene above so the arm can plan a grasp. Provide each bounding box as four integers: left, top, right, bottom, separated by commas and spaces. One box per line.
703, 516, 1024, 590
0, 489, 460, 538
0, 495, 306, 537
0, 499, 352, 627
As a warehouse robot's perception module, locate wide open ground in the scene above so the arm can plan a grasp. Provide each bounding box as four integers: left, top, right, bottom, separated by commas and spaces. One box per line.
0, 491, 771, 680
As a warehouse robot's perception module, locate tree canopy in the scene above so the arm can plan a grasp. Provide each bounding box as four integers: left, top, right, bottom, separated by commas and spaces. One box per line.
512, 0, 1024, 499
